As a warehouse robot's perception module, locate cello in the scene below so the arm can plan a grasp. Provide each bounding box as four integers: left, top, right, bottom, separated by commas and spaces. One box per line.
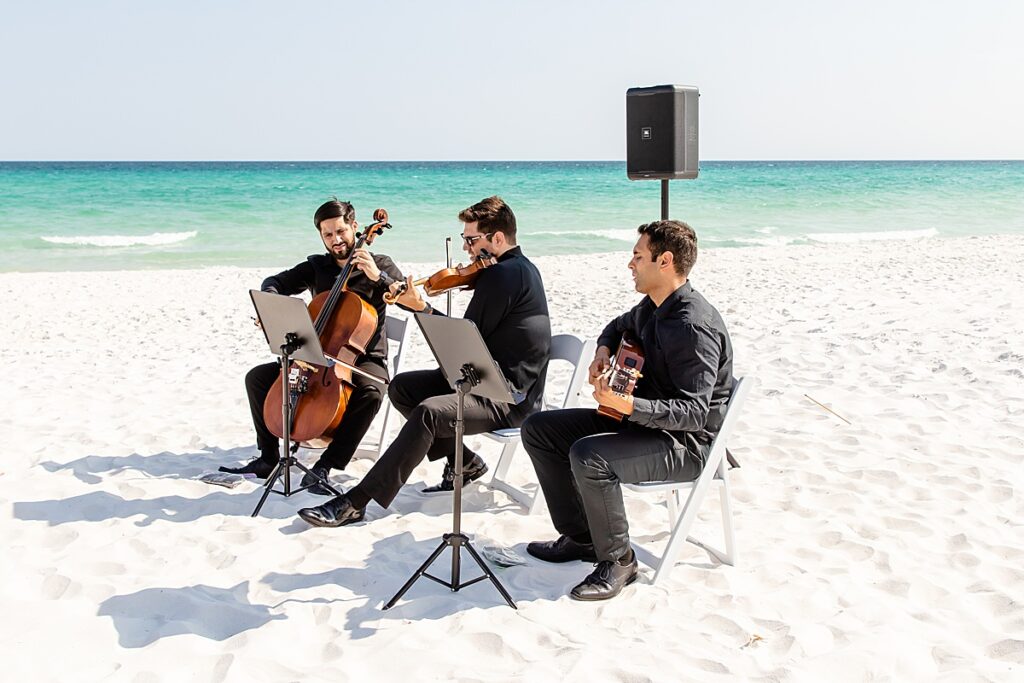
263, 209, 392, 446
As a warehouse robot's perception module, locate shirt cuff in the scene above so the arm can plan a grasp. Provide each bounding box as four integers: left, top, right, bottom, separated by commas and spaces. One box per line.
626, 397, 655, 426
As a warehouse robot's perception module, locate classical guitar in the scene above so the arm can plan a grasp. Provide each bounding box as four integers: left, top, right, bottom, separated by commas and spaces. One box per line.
596, 334, 645, 421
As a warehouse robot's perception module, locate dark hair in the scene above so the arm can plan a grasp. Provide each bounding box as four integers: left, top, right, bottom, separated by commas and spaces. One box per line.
637, 219, 698, 276
458, 196, 517, 244
314, 198, 356, 230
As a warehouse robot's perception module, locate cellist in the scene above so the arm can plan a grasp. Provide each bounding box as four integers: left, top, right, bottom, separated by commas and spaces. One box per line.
298, 196, 552, 528
219, 199, 406, 494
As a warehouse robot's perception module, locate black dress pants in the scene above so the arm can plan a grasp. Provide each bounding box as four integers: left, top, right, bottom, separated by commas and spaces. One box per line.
521, 408, 704, 563
245, 357, 389, 470
356, 368, 513, 509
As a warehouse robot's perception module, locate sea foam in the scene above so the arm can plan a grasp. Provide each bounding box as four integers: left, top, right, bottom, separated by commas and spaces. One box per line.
806, 228, 938, 244
41, 231, 198, 247
526, 229, 637, 242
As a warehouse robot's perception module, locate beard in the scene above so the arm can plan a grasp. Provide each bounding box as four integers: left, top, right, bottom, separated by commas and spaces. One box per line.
329, 241, 352, 262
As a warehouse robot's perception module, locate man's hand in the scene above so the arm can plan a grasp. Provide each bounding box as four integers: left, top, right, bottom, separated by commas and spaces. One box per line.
351, 248, 381, 281
394, 275, 429, 311
592, 371, 633, 416
588, 346, 613, 385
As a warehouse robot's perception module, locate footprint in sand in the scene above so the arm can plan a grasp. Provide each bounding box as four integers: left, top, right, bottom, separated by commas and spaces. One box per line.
882, 516, 933, 536
949, 552, 981, 569
877, 579, 910, 597
970, 590, 1019, 617
313, 604, 331, 626
946, 533, 971, 550
837, 540, 874, 561
987, 484, 1014, 503
986, 639, 1024, 664
42, 572, 78, 600
699, 614, 747, 641
767, 633, 796, 656
817, 531, 843, 548
932, 646, 974, 671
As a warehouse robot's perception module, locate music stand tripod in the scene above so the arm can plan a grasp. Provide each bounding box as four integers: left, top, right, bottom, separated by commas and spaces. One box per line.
248, 290, 343, 517
383, 314, 520, 610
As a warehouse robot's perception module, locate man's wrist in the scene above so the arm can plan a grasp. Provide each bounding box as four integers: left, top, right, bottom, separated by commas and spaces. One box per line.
419, 301, 432, 314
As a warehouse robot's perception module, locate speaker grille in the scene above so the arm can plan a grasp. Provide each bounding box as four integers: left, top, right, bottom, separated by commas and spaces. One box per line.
626, 85, 699, 180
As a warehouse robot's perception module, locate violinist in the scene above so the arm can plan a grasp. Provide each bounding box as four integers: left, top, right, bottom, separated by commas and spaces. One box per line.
520, 220, 734, 601
298, 196, 552, 528
219, 199, 406, 494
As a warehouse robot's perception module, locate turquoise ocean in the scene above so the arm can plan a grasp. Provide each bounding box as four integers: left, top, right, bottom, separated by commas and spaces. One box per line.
1, 161, 1021, 272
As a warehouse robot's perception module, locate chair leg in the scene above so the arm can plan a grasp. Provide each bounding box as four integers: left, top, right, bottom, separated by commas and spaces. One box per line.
373, 403, 407, 462
651, 486, 702, 586
485, 440, 538, 512
373, 403, 393, 461
526, 484, 545, 515
719, 477, 737, 566
489, 441, 518, 483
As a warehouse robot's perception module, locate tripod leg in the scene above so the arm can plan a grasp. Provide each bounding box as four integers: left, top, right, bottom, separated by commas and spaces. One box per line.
463, 541, 517, 609
251, 460, 285, 518
383, 538, 451, 610
451, 534, 462, 590
292, 460, 342, 497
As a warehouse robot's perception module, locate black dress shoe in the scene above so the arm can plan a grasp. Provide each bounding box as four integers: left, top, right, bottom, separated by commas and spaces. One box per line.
300, 465, 334, 496
570, 553, 639, 601
526, 535, 598, 563
297, 494, 365, 528
218, 458, 275, 479
420, 455, 488, 494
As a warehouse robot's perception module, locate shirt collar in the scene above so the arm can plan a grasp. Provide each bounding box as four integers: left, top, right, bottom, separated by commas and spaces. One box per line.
497, 246, 522, 262
653, 281, 692, 319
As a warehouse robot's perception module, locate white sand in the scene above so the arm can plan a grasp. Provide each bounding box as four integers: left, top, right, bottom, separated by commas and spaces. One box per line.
1, 235, 1022, 682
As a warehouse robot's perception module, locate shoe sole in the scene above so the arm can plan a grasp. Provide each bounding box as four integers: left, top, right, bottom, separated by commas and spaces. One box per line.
218, 467, 270, 480
301, 482, 335, 496
297, 510, 343, 528
569, 572, 639, 601
526, 549, 598, 564
297, 510, 364, 528
420, 467, 489, 494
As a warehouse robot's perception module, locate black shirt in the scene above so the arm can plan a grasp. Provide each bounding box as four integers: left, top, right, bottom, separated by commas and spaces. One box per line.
431, 246, 552, 423
261, 252, 404, 360
598, 281, 734, 454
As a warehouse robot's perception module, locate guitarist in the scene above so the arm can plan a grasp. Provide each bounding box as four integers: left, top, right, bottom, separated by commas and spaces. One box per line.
521, 219, 734, 601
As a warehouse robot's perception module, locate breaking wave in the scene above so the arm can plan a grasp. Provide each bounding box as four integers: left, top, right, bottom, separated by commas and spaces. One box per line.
40, 231, 198, 247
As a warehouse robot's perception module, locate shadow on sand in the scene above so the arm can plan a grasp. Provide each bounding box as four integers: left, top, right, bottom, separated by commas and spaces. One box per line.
97, 581, 286, 648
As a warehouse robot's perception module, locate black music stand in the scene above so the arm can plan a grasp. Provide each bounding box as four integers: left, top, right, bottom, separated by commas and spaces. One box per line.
383, 314, 520, 610
248, 290, 343, 517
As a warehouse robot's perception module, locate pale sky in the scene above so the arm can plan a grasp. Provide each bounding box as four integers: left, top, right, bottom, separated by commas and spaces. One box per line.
2, 0, 1022, 160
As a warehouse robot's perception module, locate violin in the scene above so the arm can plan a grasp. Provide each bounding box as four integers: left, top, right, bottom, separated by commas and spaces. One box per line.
263, 208, 392, 446
383, 250, 497, 304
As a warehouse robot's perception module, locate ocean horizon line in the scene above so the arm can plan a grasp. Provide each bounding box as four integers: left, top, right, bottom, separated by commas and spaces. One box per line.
2, 158, 1023, 164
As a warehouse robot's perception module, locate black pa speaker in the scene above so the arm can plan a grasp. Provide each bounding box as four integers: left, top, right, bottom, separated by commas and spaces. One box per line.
626, 84, 699, 180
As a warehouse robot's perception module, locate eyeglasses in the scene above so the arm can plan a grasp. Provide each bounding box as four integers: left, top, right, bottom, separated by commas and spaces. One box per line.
461, 233, 492, 246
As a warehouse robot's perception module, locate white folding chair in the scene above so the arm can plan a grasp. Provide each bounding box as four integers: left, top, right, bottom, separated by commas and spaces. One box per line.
484, 334, 595, 513
623, 376, 750, 585
363, 314, 411, 460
